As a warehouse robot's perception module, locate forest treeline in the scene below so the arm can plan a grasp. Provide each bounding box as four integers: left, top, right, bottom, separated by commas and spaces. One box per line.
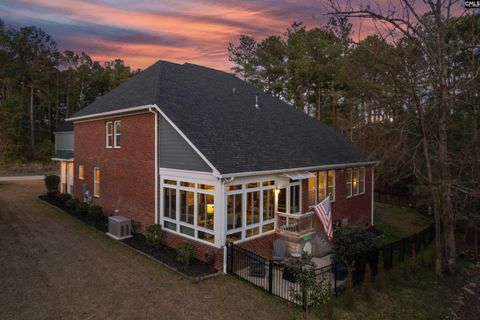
228, 10, 479, 275
0, 19, 136, 162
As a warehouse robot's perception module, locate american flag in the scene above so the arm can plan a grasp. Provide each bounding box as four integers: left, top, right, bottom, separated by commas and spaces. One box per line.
314, 195, 333, 240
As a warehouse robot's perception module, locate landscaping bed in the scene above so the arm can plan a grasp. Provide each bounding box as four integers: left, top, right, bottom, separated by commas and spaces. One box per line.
123, 233, 217, 278
39, 192, 218, 279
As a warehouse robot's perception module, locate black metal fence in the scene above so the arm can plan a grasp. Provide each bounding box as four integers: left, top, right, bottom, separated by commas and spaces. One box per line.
226, 223, 435, 307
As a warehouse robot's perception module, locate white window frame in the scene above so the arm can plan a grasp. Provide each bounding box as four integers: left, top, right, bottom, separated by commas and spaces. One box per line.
346, 167, 365, 198
106, 121, 113, 148
346, 168, 352, 198
225, 180, 276, 242
113, 120, 121, 148
160, 178, 217, 246
93, 167, 100, 198
327, 170, 336, 202
78, 165, 84, 180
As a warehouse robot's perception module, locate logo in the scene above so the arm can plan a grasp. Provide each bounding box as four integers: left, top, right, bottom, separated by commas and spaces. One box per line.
465, 0, 480, 8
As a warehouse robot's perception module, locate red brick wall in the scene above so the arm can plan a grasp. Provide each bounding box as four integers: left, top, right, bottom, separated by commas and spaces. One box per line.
301, 167, 373, 227
331, 166, 372, 227
237, 232, 278, 259
73, 112, 156, 231
163, 231, 224, 270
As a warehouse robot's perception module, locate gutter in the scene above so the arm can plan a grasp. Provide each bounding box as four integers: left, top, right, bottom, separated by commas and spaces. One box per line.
217, 160, 381, 179
148, 106, 159, 225
66, 105, 153, 122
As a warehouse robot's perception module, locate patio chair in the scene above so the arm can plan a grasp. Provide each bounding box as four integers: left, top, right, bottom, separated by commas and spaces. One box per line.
272, 239, 287, 261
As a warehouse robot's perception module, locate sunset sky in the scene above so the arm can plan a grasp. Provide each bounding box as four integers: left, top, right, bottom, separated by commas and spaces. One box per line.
0, 0, 462, 71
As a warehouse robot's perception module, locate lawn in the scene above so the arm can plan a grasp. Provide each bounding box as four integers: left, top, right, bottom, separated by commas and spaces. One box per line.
374, 202, 433, 245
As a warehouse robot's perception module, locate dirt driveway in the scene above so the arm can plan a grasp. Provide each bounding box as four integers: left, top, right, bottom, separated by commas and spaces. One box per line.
0, 181, 294, 320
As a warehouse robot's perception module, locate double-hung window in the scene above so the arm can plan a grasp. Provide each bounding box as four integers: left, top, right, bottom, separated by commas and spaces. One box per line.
346, 167, 365, 198
106, 122, 113, 148
114, 120, 121, 148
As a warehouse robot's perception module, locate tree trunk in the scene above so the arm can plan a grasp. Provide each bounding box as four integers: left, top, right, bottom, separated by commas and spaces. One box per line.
29, 85, 35, 158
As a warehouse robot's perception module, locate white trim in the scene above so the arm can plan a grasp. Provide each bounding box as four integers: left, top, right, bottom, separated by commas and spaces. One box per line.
113, 120, 121, 148
218, 161, 380, 178
152, 104, 220, 176
159, 167, 215, 180
66, 104, 153, 121
106, 121, 113, 148
71, 111, 151, 124
162, 228, 221, 248
51, 157, 74, 161
149, 107, 159, 224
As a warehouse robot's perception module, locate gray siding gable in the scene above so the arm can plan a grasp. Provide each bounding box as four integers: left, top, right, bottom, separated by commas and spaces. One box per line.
159, 116, 212, 172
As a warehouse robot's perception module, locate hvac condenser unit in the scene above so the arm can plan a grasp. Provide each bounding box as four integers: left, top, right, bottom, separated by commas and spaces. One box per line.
107, 215, 132, 240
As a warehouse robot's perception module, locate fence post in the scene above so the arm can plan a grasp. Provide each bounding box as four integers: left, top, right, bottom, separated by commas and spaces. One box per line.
333, 263, 338, 294
268, 260, 273, 294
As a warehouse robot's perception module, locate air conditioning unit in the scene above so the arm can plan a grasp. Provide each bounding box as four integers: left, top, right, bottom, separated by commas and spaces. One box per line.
106, 215, 132, 240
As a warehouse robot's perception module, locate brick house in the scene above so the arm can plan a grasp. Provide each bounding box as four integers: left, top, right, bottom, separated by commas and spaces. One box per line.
53, 60, 378, 270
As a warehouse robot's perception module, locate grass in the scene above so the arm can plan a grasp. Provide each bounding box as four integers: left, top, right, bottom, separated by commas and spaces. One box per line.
374, 202, 433, 245
309, 247, 462, 320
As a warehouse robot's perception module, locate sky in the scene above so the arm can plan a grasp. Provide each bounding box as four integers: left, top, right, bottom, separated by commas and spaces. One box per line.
0, 0, 464, 71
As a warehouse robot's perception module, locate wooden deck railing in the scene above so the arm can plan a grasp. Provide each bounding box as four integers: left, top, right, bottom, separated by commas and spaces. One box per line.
276, 211, 315, 236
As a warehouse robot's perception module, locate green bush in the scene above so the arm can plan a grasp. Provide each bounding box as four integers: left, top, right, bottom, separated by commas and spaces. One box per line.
56, 193, 72, 204
145, 224, 164, 247
176, 241, 196, 266
332, 224, 376, 265
65, 198, 78, 210
76, 202, 89, 215
44, 175, 60, 195
88, 205, 103, 220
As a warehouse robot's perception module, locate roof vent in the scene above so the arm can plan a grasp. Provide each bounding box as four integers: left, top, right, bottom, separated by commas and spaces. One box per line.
255, 92, 260, 109
233, 87, 236, 94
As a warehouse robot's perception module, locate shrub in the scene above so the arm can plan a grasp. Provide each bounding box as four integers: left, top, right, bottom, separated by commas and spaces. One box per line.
176, 241, 196, 266
44, 175, 60, 195
88, 205, 103, 220
332, 224, 376, 265
56, 193, 72, 204
345, 261, 355, 310
145, 224, 164, 247
76, 202, 89, 215
286, 252, 330, 313
65, 198, 77, 210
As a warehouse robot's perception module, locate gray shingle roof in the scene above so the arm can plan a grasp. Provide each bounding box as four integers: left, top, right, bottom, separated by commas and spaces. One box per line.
71, 60, 371, 174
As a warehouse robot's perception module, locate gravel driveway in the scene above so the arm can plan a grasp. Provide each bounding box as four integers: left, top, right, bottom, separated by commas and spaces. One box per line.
0, 180, 293, 320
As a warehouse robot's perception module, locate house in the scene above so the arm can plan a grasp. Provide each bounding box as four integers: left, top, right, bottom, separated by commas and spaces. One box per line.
53, 60, 378, 270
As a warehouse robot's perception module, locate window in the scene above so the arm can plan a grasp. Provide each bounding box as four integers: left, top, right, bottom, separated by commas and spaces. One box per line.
114, 120, 121, 148
246, 191, 260, 225
93, 167, 100, 197
290, 184, 300, 213
317, 171, 326, 201
346, 169, 352, 197
346, 167, 365, 198
353, 168, 359, 195
278, 188, 287, 213
162, 179, 216, 245
106, 122, 113, 148
197, 193, 214, 230
307, 177, 316, 208
263, 189, 275, 221
359, 167, 365, 194
78, 165, 84, 180
180, 190, 194, 224
60, 161, 67, 193
227, 193, 242, 230
164, 187, 176, 219
226, 180, 276, 242
327, 170, 335, 201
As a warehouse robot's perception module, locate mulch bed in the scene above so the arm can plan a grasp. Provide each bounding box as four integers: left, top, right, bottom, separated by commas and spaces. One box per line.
123, 234, 218, 278
38, 195, 218, 279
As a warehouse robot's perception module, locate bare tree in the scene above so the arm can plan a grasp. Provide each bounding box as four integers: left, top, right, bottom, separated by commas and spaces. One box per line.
327, 0, 475, 275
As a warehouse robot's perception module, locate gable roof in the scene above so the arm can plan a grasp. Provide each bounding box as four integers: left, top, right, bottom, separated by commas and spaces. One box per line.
71, 60, 373, 175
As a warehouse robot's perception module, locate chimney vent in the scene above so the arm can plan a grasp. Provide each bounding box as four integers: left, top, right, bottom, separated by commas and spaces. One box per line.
255, 92, 260, 109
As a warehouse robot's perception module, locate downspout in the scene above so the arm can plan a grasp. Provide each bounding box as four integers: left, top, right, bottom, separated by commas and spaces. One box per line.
222, 177, 234, 274
149, 107, 159, 224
